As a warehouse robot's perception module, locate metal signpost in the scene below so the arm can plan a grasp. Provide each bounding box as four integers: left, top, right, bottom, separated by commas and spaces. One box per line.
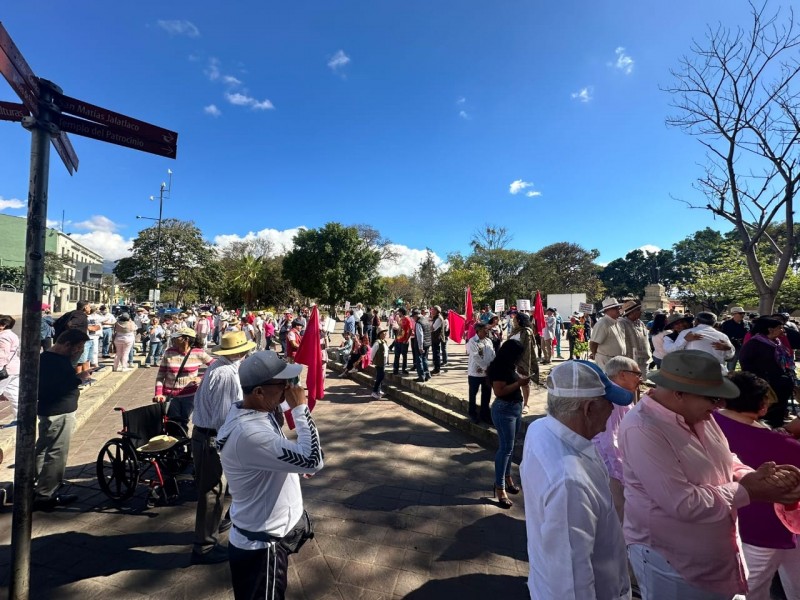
0, 21, 178, 599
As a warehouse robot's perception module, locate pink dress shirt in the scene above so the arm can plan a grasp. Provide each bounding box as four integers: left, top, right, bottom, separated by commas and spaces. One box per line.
592, 405, 632, 482
619, 394, 753, 596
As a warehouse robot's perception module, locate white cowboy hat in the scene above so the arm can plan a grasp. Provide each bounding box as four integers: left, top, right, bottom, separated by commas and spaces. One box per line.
600, 297, 623, 311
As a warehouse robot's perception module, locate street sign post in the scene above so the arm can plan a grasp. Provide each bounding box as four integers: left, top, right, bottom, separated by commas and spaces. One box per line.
0, 21, 178, 600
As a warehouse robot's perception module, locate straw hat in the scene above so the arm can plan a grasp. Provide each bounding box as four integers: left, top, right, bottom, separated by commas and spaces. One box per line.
600, 297, 623, 311
137, 435, 179, 453
214, 331, 257, 356
620, 300, 642, 316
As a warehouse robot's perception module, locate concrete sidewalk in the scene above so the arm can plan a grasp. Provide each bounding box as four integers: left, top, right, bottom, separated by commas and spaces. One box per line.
0, 365, 531, 599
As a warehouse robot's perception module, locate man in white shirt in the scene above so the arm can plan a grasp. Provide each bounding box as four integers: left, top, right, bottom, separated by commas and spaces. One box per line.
466, 323, 495, 424
218, 351, 323, 600
662, 311, 734, 372
589, 298, 627, 369
98, 305, 116, 358
190, 331, 256, 565
542, 308, 556, 364
520, 360, 634, 600
86, 306, 103, 367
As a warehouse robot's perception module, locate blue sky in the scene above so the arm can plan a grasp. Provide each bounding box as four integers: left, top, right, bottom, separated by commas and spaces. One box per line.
0, 1, 768, 275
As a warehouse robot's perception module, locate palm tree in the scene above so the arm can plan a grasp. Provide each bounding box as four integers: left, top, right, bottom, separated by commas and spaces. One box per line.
231, 255, 264, 307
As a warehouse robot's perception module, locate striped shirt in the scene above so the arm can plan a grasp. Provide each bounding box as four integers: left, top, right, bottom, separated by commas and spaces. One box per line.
155, 347, 214, 398
192, 356, 243, 431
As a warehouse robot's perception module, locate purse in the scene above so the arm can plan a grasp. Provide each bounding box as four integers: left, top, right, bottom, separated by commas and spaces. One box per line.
0, 346, 18, 381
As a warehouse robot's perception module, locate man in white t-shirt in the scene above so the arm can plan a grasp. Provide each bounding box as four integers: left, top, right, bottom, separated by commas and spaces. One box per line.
87, 306, 103, 367
218, 351, 324, 600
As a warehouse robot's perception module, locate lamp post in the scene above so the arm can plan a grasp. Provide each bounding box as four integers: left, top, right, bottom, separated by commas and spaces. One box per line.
147, 169, 172, 296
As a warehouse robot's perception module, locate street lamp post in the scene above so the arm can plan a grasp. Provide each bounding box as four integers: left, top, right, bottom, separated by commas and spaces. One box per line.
146, 169, 172, 297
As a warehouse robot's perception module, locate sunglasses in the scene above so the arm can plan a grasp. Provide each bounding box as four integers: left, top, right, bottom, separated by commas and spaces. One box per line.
622, 370, 643, 378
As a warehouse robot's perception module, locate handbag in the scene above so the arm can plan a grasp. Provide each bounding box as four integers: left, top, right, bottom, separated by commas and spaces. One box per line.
234, 509, 315, 554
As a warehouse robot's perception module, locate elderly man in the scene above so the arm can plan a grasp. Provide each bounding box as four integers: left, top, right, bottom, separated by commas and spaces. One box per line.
520, 360, 635, 599
620, 350, 800, 599
541, 308, 556, 364
663, 311, 734, 372
592, 355, 641, 523
189, 330, 256, 565
589, 297, 627, 368
411, 308, 432, 383
618, 300, 650, 376
218, 351, 323, 600
720, 307, 748, 372
430, 305, 446, 375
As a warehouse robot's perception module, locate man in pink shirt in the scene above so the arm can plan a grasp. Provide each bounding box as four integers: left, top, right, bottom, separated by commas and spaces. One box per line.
619, 350, 800, 599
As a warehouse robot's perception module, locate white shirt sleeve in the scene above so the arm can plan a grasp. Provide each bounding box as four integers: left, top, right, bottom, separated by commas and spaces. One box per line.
662, 330, 688, 354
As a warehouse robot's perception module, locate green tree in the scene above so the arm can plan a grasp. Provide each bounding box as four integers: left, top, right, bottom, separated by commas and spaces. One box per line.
113, 218, 214, 305
666, 3, 800, 313
680, 247, 758, 314
415, 249, 439, 306
521, 243, 604, 301
434, 253, 491, 311
282, 222, 381, 313
382, 275, 422, 307
600, 249, 678, 298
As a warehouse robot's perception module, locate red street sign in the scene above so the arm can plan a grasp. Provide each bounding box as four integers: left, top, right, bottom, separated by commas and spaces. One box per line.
0, 99, 26, 122
54, 92, 178, 147
0, 22, 39, 115
57, 114, 177, 159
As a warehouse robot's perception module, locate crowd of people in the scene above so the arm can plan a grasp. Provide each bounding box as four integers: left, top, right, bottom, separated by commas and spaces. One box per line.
13, 292, 800, 599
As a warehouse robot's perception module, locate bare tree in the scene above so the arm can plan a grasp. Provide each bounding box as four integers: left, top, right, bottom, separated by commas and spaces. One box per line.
665, 2, 800, 313
356, 224, 399, 263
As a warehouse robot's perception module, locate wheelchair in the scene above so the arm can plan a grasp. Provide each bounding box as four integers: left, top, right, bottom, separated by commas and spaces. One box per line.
96, 401, 192, 507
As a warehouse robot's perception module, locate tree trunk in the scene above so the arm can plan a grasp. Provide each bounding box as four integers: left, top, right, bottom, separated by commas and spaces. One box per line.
758, 291, 777, 316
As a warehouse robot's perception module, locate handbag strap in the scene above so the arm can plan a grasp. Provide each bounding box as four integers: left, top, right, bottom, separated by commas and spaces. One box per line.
1, 342, 18, 370
166, 350, 193, 401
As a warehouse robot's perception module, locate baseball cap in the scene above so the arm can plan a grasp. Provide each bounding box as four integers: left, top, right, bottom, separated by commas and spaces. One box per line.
547, 360, 634, 406
239, 351, 302, 387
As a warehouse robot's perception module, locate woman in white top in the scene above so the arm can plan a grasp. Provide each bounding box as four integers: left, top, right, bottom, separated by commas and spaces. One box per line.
0, 315, 21, 423
649, 312, 668, 368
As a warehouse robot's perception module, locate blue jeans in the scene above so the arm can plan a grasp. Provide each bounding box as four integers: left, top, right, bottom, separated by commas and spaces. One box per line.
415, 345, 429, 379
101, 328, 113, 355
468, 375, 492, 421
393, 341, 408, 373
491, 399, 522, 488
146, 341, 163, 366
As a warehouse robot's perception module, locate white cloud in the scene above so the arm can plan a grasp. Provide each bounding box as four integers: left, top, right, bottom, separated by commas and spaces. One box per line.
328, 50, 351, 72
205, 57, 221, 81
204, 104, 221, 117
157, 20, 200, 38
69, 231, 133, 262
458, 110, 470, 120
214, 227, 307, 255
0, 197, 25, 211
224, 92, 274, 110
526, 190, 542, 197
46, 219, 60, 228
571, 87, 593, 103
638, 244, 661, 254
457, 97, 466, 105
73, 215, 120, 233
509, 179, 532, 195
379, 245, 445, 277
222, 75, 242, 86
613, 47, 634, 75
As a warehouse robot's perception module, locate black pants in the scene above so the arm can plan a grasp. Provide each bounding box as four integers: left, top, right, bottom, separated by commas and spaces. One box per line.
191, 427, 225, 554
432, 337, 442, 370
229, 541, 289, 600
373, 366, 385, 393
393, 341, 408, 372
468, 375, 492, 421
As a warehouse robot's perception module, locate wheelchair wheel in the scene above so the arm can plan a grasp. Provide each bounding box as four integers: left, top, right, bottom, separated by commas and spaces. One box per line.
96, 438, 140, 501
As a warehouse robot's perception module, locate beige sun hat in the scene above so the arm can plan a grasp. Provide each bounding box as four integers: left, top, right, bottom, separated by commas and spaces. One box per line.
600, 297, 623, 311
214, 331, 257, 356
137, 435, 179, 453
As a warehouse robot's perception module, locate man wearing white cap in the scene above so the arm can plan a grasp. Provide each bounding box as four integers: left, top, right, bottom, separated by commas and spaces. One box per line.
589, 298, 627, 369
520, 359, 635, 599
218, 351, 324, 600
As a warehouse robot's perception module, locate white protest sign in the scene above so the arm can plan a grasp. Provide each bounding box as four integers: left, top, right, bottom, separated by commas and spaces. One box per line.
517, 299, 531, 311
323, 318, 336, 333
494, 299, 505, 313
344, 301, 351, 313
578, 302, 594, 314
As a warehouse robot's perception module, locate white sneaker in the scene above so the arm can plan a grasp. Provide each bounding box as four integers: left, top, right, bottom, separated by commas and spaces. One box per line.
370, 392, 380, 399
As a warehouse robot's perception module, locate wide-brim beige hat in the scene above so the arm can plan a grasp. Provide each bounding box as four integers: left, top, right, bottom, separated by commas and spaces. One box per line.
620, 300, 642, 316
137, 435, 179, 453
729, 306, 746, 314
215, 330, 257, 356
600, 297, 623, 311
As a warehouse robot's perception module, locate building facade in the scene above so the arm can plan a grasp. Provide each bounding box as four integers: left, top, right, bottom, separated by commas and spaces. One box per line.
0, 213, 104, 312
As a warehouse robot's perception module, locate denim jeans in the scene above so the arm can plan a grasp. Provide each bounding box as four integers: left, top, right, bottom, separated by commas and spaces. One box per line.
393, 341, 408, 373
415, 345, 429, 379
101, 328, 113, 355
146, 341, 163, 366
373, 366, 385, 393
491, 399, 522, 488
467, 375, 492, 421
167, 394, 195, 430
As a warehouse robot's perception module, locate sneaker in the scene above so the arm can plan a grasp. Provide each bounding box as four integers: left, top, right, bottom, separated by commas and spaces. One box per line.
143, 363, 150, 368
370, 392, 381, 399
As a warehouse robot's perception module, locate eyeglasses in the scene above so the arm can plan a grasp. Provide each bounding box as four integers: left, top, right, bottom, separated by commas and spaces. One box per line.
622, 370, 643, 378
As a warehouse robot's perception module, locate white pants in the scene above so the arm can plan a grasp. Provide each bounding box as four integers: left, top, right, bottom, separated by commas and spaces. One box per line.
0, 374, 19, 419
628, 544, 743, 600
742, 542, 800, 600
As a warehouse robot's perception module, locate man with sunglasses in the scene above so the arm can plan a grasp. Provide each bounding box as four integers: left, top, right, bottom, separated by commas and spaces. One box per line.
217, 351, 323, 600
620, 350, 800, 599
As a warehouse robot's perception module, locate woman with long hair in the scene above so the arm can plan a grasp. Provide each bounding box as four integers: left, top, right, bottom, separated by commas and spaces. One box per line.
508, 312, 539, 414
649, 312, 668, 369
112, 313, 137, 372
488, 339, 529, 509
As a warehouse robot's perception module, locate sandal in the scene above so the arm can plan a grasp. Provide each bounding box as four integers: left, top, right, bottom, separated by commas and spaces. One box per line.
493, 485, 513, 509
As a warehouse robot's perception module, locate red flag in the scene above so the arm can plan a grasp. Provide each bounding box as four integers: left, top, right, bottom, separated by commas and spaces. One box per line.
283, 305, 324, 430
465, 286, 474, 325
533, 291, 546, 336
447, 311, 466, 344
